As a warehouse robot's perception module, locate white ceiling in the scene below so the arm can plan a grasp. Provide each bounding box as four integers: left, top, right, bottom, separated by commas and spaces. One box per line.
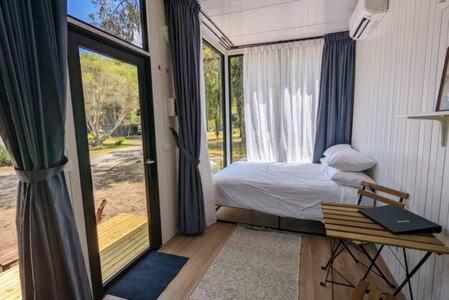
199, 0, 358, 46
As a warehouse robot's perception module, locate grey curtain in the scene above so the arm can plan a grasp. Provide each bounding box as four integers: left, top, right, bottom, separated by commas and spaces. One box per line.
313, 32, 356, 163
165, 0, 205, 235
0, 1, 92, 299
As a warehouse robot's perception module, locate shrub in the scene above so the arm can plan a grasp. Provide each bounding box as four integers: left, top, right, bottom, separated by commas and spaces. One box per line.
114, 137, 126, 145
0, 146, 12, 167
87, 133, 95, 145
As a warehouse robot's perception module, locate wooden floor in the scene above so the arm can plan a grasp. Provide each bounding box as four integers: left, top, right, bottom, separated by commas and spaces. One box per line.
98, 213, 149, 282
0, 213, 149, 300
159, 209, 405, 300
0, 210, 405, 300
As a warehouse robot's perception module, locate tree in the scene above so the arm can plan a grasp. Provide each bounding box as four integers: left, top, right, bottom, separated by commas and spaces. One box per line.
80, 52, 139, 146
89, 0, 141, 44
203, 45, 223, 139
230, 56, 245, 145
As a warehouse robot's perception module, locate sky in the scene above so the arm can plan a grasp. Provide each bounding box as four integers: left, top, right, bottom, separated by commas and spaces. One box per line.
67, 1, 143, 47
67, 1, 95, 22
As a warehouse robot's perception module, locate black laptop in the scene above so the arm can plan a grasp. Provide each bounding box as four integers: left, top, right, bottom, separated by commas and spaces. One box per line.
359, 205, 442, 234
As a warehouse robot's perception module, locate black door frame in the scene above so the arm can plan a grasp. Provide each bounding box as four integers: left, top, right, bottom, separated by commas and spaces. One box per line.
67, 25, 162, 299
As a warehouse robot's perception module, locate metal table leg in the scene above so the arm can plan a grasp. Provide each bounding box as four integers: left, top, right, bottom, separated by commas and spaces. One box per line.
359, 244, 395, 288
393, 251, 432, 296
362, 245, 384, 280
320, 238, 355, 293
402, 248, 414, 300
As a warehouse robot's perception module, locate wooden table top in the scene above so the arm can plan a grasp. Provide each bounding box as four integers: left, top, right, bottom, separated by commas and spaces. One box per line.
321, 202, 449, 254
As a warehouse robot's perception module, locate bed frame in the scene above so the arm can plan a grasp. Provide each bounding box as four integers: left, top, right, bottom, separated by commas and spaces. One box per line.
216, 205, 326, 235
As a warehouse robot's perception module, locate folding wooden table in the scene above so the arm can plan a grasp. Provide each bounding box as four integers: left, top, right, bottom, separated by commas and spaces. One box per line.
320, 202, 449, 300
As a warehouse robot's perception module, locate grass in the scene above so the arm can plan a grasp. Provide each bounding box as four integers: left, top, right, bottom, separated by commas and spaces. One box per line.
207, 131, 224, 173
207, 131, 246, 174
89, 136, 142, 156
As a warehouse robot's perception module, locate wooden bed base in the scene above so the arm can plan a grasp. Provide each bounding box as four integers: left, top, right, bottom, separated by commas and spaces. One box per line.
216, 206, 325, 236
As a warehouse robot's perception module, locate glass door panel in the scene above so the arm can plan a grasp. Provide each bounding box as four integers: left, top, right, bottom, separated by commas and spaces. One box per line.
78, 48, 149, 283
203, 42, 225, 174
229, 55, 246, 162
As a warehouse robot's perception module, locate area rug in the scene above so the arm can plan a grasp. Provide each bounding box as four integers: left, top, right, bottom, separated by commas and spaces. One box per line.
107, 251, 188, 300
189, 226, 301, 300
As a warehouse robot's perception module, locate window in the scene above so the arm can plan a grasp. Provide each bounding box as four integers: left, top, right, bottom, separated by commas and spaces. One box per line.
67, 0, 145, 48
203, 42, 225, 174
229, 55, 246, 162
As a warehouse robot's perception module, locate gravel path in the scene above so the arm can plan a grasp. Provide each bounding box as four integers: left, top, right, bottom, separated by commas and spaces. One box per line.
0, 145, 146, 256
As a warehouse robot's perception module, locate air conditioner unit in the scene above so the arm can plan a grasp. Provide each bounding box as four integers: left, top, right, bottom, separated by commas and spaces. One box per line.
349, 0, 389, 40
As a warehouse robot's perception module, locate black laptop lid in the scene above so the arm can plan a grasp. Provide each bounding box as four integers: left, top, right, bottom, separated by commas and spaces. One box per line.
359, 205, 442, 234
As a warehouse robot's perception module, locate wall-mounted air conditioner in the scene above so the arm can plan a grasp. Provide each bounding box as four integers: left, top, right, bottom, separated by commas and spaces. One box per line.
349, 0, 389, 40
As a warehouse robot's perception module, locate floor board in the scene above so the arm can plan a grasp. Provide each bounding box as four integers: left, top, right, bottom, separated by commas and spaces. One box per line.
158, 222, 235, 300
159, 209, 405, 300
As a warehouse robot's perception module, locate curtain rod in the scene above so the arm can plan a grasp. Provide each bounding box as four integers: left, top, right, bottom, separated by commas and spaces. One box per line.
232, 35, 324, 49
201, 20, 233, 50
200, 9, 235, 49
199, 9, 323, 50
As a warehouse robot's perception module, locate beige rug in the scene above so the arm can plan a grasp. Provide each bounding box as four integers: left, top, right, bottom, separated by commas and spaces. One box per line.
189, 226, 301, 300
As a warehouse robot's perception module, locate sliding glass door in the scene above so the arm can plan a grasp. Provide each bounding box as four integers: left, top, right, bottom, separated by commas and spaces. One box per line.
68, 28, 161, 296
203, 41, 226, 173
229, 55, 246, 162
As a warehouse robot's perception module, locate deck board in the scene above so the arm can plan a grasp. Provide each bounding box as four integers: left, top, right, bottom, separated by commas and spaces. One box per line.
0, 213, 149, 299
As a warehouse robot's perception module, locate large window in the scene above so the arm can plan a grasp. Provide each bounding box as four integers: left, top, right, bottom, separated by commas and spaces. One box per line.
229, 55, 246, 162
68, 0, 145, 48
203, 42, 225, 174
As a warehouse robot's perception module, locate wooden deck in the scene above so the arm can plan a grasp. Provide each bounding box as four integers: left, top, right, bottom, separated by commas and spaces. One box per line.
0, 213, 149, 299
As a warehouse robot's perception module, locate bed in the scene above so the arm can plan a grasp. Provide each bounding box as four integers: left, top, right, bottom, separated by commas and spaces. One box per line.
214, 161, 359, 221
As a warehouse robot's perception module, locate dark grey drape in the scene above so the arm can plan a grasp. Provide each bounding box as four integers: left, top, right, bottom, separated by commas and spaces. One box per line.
313, 32, 356, 163
165, 0, 205, 235
0, 1, 92, 299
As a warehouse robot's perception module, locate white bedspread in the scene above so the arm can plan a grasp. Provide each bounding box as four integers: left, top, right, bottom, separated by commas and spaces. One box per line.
214, 162, 359, 220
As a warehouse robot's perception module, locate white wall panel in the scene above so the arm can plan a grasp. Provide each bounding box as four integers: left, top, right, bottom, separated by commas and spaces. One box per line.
353, 1, 449, 299
147, 0, 179, 243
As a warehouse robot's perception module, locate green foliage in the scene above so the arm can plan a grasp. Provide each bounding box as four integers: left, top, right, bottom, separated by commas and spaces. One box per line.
80, 51, 139, 146
230, 56, 244, 137
0, 146, 12, 167
89, 0, 141, 45
203, 44, 223, 138
203, 48, 246, 162
114, 137, 126, 145
229, 56, 246, 160
87, 133, 95, 145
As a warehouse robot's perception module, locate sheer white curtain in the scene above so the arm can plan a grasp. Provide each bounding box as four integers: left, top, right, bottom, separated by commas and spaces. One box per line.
199, 39, 217, 226
244, 39, 324, 163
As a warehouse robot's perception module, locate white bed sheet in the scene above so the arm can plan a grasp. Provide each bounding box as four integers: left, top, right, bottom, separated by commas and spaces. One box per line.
214, 162, 359, 221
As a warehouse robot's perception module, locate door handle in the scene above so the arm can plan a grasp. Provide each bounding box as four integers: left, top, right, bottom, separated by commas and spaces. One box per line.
145, 159, 155, 165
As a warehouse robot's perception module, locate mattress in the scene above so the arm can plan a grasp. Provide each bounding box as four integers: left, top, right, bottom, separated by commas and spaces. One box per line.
214, 162, 359, 221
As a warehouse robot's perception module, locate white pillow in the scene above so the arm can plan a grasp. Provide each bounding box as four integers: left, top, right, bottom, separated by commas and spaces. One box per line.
327, 148, 375, 172
326, 166, 375, 188
323, 144, 351, 158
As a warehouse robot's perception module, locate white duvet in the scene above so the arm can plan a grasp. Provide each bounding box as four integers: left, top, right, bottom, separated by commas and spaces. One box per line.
214, 162, 359, 220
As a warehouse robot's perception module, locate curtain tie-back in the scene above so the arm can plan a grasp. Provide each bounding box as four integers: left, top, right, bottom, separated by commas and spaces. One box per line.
170, 128, 200, 166
15, 157, 68, 183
